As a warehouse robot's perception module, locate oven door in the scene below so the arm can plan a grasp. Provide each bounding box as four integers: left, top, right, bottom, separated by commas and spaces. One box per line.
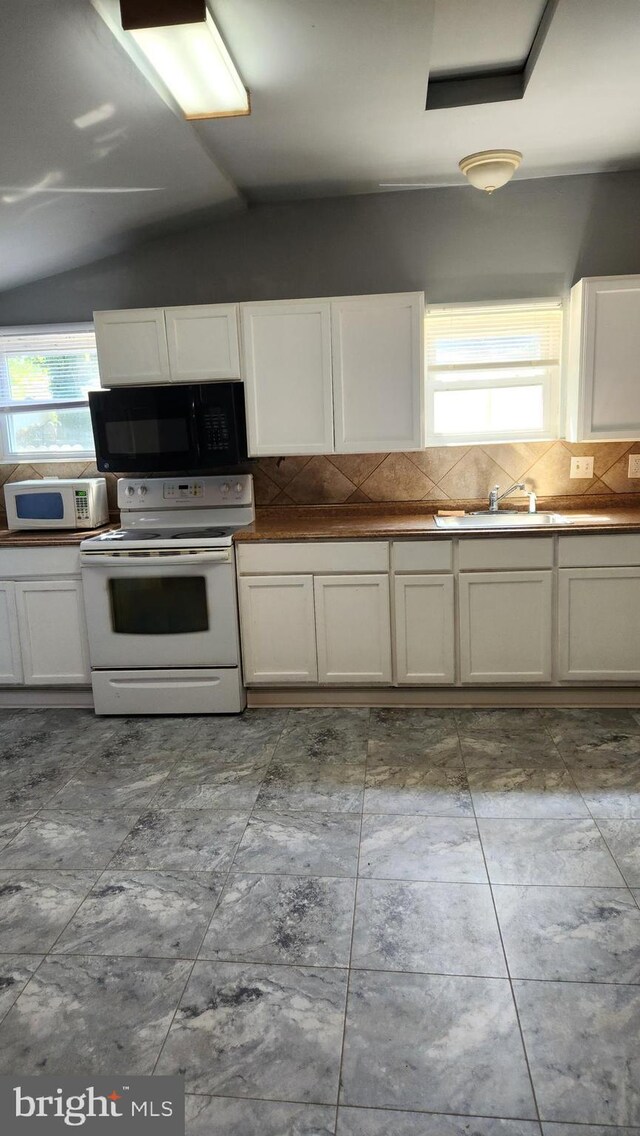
80, 549, 239, 668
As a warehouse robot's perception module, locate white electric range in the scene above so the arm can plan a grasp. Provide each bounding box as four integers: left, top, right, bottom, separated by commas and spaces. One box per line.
80, 474, 254, 716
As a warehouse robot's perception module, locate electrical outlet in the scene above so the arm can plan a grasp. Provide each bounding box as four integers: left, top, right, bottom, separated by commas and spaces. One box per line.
628, 454, 640, 478
570, 456, 594, 478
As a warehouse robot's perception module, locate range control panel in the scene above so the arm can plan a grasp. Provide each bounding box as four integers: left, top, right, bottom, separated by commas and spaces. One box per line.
117, 474, 253, 510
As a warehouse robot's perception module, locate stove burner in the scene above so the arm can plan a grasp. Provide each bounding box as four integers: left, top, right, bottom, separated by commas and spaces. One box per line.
173, 528, 227, 539
105, 530, 162, 540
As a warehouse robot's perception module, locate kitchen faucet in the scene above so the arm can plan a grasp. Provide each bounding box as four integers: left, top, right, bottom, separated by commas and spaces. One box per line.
488, 481, 537, 513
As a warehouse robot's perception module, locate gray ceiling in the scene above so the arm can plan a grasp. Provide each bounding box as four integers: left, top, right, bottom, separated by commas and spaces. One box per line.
1, 0, 639, 292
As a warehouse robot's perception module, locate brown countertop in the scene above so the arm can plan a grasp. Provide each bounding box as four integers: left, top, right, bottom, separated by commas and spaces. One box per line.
234, 503, 640, 542
0, 524, 114, 548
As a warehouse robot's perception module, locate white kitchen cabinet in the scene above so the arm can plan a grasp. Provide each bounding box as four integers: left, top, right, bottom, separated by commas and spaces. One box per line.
241, 301, 334, 455
332, 293, 425, 452
164, 305, 240, 381
394, 574, 455, 684
459, 570, 553, 683
558, 567, 640, 681
15, 580, 90, 685
566, 275, 640, 440
238, 575, 318, 683
314, 574, 391, 683
94, 304, 240, 387
0, 581, 23, 684
94, 308, 170, 387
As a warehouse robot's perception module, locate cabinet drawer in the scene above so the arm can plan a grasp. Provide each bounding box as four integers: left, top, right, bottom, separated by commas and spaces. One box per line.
0, 547, 81, 577
558, 534, 640, 567
236, 541, 389, 575
392, 540, 453, 572
458, 537, 554, 571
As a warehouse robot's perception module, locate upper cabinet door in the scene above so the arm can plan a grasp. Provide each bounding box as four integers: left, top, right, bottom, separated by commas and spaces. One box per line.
241, 301, 334, 456
94, 309, 170, 388
331, 292, 425, 453
566, 276, 640, 440
165, 305, 240, 382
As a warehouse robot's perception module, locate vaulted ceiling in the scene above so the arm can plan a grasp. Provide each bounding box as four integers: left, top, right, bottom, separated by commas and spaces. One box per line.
1, 0, 639, 291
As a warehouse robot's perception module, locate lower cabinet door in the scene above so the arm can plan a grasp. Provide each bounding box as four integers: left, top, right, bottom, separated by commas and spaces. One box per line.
15, 580, 90, 685
459, 570, 553, 683
558, 567, 640, 680
0, 580, 23, 684
239, 575, 318, 683
394, 573, 455, 684
314, 573, 392, 683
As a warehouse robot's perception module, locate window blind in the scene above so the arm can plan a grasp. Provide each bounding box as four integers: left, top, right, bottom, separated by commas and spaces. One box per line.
0, 327, 100, 410
426, 302, 562, 374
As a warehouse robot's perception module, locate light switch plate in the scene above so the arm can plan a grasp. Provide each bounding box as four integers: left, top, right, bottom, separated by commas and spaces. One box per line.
570, 456, 594, 478
629, 454, 640, 478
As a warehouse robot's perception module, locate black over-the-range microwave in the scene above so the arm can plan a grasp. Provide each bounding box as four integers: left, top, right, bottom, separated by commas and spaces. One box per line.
89, 382, 248, 473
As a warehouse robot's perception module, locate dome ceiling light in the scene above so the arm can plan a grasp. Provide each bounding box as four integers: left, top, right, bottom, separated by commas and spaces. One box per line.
458, 150, 523, 193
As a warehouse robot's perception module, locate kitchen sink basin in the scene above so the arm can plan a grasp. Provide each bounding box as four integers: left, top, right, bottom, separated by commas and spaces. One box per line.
434, 512, 572, 529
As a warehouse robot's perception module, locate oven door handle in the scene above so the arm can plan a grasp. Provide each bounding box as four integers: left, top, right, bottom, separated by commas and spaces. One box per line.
80, 550, 231, 567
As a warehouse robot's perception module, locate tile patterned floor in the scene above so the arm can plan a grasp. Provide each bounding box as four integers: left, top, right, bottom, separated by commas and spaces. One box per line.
1, 705, 640, 1134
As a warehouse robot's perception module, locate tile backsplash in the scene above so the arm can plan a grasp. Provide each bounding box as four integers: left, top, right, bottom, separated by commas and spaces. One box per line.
1, 440, 640, 522
251, 441, 640, 506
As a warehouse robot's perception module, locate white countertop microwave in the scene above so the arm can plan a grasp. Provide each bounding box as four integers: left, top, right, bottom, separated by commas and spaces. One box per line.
4, 478, 109, 531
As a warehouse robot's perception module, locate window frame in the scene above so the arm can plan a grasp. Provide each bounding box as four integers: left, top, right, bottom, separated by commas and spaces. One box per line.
0, 322, 98, 464
425, 298, 565, 446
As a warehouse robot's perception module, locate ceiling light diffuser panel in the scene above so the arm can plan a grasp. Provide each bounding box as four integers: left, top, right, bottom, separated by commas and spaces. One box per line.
93, 0, 249, 120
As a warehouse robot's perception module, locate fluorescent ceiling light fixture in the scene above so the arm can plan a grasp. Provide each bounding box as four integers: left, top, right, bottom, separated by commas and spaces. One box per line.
101, 1, 249, 120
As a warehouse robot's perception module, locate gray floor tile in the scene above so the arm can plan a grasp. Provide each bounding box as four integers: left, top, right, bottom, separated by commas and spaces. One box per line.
189, 709, 289, 761
0, 812, 35, 851
256, 759, 365, 812
459, 733, 564, 770
542, 1127, 640, 1136
340, 970, 536, 1117
0, 955, 42, 1023
53, 871, 225, 958
514, 978, 640, 1126
351, 879, 506, 976
597, 821, 640, 885
368, 709, 460, 756
185, 1096, 336, 1136
165, 752, 271, 785
337, 1110, 541, 1135
156, 960, 348, 1100
47, 761, 173, 811
0, 869, 99, 953
0, 764, 77, 810
234, 811, 361, 877
87, 716, 205, 761
359, 815, 487, 882
274, 708, 369, 763
551, 732, 640, 763
0, 811, 140, 869
155, 760, 268, 807
478, 819, 625, 885
110, 810, 248, 871
0, 954, 191, 1074
200, 873, 355, 966
455, 708, 544, 734
468, 765, 589, 819
494, 884, 640, 982
540, 710, 640, 754
568, 760, 640, 819
364, 746, 472, 816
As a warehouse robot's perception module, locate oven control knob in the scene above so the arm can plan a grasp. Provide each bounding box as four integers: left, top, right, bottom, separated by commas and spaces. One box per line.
125, 486, 134, 497
137, 485, 148, 497
220, 482, 230, 496
235, 482, 243, 494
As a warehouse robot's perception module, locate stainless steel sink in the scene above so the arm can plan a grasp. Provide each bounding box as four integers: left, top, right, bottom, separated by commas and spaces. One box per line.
434, 512, 572, 529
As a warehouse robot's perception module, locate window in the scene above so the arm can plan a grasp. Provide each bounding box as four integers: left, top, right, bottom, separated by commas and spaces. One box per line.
0, 325, 100, 462
425, 301, 563, 444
